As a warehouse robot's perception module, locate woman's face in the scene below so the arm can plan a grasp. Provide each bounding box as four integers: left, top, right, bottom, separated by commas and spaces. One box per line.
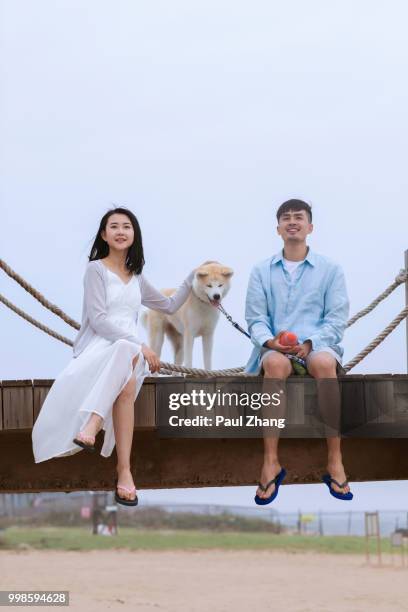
101, 213, 135, 252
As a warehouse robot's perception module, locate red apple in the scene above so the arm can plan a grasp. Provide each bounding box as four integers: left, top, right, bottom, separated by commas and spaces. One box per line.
280, 331, 298, 346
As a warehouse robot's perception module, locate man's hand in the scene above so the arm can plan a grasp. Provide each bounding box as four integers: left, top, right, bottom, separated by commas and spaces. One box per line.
265, 331, 300, 354
293, 340, 313, 359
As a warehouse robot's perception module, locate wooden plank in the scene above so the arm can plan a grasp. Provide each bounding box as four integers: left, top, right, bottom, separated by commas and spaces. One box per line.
134, 382, 156, 429
345, 423, 408, 438
300, 377, 330, 437
1, 380, 33, 386
341, 377, 366, 434
184, 378, 216, 437
393, 378, 408, 422
364, 379, 395, 424
288, 379, 307, 425
33, 380, 53, 422
244, 378, 265, 437
155, 378, 186, 435
2, 380, 33, 430
243, 377, 316, 438
2, 376, 408, 438
213, 376, 246, 437
288, 378, 343, 438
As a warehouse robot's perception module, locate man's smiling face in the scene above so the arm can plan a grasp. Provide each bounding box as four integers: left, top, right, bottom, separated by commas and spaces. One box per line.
277, 209, 313, 244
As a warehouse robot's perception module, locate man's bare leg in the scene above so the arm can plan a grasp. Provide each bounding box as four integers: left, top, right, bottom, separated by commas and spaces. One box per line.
256, 352, 292, 500
306, 352, 351, 495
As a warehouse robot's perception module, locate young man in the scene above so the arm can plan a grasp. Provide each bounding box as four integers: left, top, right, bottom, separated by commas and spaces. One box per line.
245, 199, 352, 502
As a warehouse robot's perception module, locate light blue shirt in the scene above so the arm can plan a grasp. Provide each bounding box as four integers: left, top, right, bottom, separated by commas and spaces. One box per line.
244, 248, 349, 374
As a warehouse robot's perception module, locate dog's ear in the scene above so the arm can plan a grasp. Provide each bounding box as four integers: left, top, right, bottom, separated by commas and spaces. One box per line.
196, 271, 209, 279
221, 267, 234, 278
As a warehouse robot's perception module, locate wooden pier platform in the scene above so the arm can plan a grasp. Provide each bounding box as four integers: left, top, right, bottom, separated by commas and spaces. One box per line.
1, 375, 408, 493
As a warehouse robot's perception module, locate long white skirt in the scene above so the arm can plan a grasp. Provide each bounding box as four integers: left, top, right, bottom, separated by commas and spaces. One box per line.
32, 337, 150, 463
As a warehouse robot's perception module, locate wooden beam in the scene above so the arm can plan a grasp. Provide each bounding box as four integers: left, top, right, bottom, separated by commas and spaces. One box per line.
1, 432, 408, 493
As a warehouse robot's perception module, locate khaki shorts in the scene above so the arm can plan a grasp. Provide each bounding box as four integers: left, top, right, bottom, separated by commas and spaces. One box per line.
260, 347, 344, 375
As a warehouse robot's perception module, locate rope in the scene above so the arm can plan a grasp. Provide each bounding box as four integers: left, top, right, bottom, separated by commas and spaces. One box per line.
346, 269, 407, 327
1, 257, 407, 375
158, 363, 245, 376
0, 258, 80, 330
343, 305, 408, 372
0, 291, 246, 376
0, 293, 74, 347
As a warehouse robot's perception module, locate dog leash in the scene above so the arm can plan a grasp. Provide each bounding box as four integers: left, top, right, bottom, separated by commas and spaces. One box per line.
216, 302, 307, 370
217, 302, 251, 339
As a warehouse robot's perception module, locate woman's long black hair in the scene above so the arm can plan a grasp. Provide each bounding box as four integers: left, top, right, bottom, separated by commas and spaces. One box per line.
88, 207, 145, 275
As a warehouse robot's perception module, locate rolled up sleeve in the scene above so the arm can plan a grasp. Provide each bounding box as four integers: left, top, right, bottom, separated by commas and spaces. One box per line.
306, 265, 349, 351
245, 266, 273, 349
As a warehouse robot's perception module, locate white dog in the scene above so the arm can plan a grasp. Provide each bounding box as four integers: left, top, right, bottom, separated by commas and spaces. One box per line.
141, 262, 233, 369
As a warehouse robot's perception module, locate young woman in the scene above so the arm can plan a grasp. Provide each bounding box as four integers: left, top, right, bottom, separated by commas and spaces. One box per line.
32, 207, 201, 506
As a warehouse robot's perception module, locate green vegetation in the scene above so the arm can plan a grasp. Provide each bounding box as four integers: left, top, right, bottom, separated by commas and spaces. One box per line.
0, 508, 282, 533
0, 527, 394, 554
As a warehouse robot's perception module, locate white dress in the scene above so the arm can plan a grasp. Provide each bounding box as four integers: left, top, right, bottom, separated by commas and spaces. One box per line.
32, 268, 150, 463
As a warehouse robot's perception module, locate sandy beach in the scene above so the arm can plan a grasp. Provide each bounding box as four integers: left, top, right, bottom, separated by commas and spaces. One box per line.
1, 549, 407, 611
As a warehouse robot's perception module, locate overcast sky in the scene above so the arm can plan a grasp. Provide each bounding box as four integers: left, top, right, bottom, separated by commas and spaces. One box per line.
1, 1, 407, 511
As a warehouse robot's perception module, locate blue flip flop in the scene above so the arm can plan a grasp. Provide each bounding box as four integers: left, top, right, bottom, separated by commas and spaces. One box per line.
254, 468, 287, 505
322, 473, 353, 501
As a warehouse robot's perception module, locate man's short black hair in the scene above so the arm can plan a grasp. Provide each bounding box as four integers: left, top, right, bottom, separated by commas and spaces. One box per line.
276, 199, 312, 223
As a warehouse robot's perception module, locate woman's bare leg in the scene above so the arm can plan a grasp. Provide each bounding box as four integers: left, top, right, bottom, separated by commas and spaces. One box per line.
76, 413, 104, 444
112, 355, 139, 500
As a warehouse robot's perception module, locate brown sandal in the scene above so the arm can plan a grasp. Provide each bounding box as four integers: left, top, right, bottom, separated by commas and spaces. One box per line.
73, 431, 96, 452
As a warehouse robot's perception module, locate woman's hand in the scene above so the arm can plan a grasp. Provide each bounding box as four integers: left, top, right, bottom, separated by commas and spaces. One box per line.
141, 344, 161, 373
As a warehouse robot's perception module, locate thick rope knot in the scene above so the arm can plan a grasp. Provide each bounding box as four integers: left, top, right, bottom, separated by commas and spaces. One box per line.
395, 269, 408, 284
